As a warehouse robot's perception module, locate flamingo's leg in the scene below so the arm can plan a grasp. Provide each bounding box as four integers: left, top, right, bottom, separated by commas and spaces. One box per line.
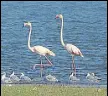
33, 56, 43, 77
33, 56, 44, 69
72, 55, 76, 76
40, 56, 43, 78
44, 55, 53, 66
33, 55, 53, 70
33, 64, 42, 69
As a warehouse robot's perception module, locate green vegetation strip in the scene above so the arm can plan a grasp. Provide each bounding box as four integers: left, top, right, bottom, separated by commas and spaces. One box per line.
1, 84, 107, 96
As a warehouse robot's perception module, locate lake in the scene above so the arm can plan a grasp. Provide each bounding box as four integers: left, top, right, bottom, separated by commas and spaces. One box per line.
1, 1, 107, 86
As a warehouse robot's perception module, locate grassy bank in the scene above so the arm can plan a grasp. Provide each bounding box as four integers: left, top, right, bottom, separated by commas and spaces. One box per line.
1, 84, 107, 96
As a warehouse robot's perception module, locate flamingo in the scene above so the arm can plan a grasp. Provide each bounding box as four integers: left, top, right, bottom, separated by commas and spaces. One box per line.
56, 14, 83, 76
24, 22, 55, 77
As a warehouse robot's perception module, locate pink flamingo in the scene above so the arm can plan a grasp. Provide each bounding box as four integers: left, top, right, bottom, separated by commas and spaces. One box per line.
24, 22, 55, 77
56, 14, 84, 76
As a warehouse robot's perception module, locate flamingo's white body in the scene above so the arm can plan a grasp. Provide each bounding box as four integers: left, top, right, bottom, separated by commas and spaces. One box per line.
56, 14, 83, 76
24, 22, 55, 77
30, 45, 55, 56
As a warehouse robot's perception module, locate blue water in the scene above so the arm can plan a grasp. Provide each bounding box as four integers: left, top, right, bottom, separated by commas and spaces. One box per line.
1, 1, 107, 86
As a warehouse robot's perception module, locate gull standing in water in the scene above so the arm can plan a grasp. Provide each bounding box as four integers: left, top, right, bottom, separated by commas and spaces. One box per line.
86, 73, 101, 82
46, 74, 58, 82
91, 73, 101, 80
20, 73, 31, 83
1, 72, 12, 84
10, 71, 20, 83
69, 72, 80, 81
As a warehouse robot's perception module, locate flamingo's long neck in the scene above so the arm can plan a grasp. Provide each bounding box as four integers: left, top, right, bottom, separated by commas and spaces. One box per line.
60, 17, 65, 47
28, 25, 32, 51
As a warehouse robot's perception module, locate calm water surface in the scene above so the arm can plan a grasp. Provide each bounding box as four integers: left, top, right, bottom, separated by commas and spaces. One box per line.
1, 1, 107, 86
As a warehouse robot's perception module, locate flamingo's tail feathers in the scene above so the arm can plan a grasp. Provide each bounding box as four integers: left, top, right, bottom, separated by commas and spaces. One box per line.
81, 54, 84, 57
49, 51, 55, 56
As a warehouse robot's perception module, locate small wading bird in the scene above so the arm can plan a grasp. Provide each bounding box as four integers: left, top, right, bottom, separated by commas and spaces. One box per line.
10, 71, 20, 83
1, 72, 12, 84
86, 73, 101, 82
56, 14, 84, 76
46, 74, 58, 82
69, 72, 80, 81
24, 22, 55, 77
20, 73, 31, 83
91, 73, 101, 80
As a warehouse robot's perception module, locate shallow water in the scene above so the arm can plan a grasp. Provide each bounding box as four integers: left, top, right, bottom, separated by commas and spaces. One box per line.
1, 1, 107, 85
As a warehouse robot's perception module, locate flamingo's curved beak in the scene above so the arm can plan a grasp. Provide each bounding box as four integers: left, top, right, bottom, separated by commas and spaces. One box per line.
23, 23, 27, 28
24, 23, 26, 26
55, 15, 59, 19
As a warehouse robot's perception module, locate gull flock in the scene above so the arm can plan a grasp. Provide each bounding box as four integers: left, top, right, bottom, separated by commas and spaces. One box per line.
1, 71, 59, 84
1, 71, 101, 84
